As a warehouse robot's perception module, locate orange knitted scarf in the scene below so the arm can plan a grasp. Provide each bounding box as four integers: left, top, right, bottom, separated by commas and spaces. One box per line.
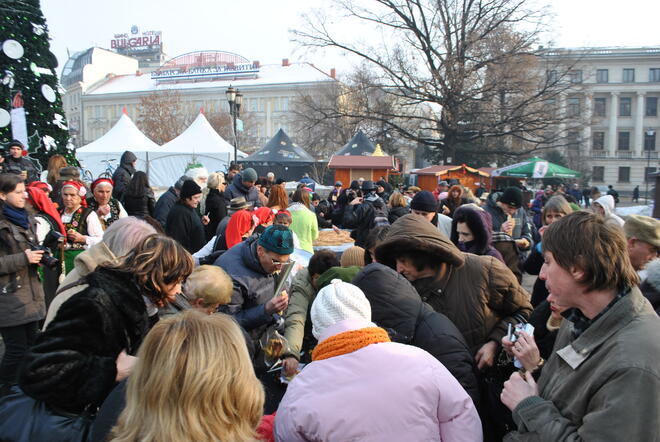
312, 327, 391, 361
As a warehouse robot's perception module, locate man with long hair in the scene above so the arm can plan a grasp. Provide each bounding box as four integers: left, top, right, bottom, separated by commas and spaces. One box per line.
501, 211, 660, 441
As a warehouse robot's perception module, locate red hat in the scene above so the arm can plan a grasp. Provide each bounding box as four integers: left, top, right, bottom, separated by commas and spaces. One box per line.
91, 178, 114, 192
26, 183, 67, 238
62, 181, 88, 207
226, 210, 256, 249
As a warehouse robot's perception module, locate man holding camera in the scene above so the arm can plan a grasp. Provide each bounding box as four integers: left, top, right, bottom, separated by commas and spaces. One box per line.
342, 180, 389, 247
501, 211, 660, 441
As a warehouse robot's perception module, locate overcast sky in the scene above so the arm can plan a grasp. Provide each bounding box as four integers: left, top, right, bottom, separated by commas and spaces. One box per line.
42, 0, 660, 76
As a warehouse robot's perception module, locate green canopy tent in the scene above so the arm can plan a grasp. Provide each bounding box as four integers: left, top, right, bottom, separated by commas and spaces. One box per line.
491, 157, 581, 178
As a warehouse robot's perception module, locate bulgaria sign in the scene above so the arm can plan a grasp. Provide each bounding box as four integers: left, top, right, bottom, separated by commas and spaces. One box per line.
111, 26, 162, 52
151, 63, 259, 81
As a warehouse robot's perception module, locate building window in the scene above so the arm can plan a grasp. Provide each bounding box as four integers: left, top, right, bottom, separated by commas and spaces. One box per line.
547, 70, 558, 83
593, 166, 605, 182
596, 69, 609, 83
647, 97, 658, 117
592, 131, 605, 150
594, 97, 606, 117
645, 131, 657, 151
619, 97, 632, 116
568, 70, 582, 83
282, 97, 289, 111
567, 131, 580, 150
618, 167, 630, 183
623, 68, 635, 83
567, 97, 581, 117
618, 131, 630, 150
650, 68, 660, 82
645, 167, 657, 182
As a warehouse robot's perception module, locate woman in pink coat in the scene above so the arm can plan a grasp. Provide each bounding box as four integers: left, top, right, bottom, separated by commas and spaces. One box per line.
275, 280, 482, 442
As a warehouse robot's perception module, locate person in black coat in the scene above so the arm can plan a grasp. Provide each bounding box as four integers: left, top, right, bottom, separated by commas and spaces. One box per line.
121, 171, 155, 218
154, 175, 190, 229
112, 151, 137, 201
640, 258, 660, 315
352, 262, 480, 406
17, 235, 194, 414
4, 141, 39, 183
165, 180, 206, 254
204, 172, 228, 241
387, 191, 410, 224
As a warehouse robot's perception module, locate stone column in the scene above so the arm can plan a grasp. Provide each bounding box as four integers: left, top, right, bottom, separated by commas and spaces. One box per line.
583, 94, 593, 155
635, 92, 645, 157
608, 92, 619, 156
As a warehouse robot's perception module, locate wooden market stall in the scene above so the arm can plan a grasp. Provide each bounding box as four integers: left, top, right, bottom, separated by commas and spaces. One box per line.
413, 164, 490, 192
328, 155, 398, 185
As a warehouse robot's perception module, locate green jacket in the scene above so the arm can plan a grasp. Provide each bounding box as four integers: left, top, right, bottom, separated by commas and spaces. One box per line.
288, 203, 318, 253
505, 287, 660, 441
283, 268, 317, 360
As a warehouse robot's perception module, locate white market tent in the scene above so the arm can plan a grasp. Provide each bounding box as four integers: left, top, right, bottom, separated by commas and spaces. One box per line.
76, 111, 159, 182
156, 112, 246, 185
76, 111, 246, 187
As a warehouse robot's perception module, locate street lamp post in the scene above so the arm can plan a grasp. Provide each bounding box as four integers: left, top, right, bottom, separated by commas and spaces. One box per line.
225, 85, 243, 163
646, 128, 656, 203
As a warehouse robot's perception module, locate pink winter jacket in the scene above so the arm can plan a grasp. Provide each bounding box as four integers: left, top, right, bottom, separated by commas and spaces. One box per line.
274, 319, 483, 442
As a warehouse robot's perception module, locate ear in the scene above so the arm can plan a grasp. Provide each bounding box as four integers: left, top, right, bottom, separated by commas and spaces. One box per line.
569, 265, 585, 282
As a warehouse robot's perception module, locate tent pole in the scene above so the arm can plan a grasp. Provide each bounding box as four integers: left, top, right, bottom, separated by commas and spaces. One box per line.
146, 152, 150, 179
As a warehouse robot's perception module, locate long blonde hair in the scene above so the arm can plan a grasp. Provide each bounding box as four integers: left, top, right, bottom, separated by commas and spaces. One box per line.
111, 311, 264, 442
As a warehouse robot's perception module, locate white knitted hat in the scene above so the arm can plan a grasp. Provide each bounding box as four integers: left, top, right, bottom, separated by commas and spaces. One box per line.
310, 279, 371, 339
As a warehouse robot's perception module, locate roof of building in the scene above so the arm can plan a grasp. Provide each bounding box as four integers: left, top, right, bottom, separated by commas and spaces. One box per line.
413, 164, 490, 177
336, 130, 377, 156
241, 129, 314, 163
328, 155, 396, 169
86, 62, 335, 95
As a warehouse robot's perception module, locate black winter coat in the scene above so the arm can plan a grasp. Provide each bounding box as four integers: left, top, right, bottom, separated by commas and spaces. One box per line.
387, 206, 410, 224
522, 246, 548, 307
352, 263, 480, 405
204, 188, 227, 241
225, 174, 262, 207
165, 201, 205, 254
154, 186, 177, 228
527, 300, 559, 361
215, 237, 276, 334
342, 194, 388, 247
111, 151, 137, 201
18, 268, 151, 413
122, 189, 155, 218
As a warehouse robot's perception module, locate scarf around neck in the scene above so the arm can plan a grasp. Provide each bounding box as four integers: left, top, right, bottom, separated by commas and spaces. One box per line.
312, 327, 390, 361
3, 204, 29, 230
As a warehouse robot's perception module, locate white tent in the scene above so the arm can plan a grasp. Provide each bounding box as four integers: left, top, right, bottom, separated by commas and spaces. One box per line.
76, 111, 246, 187
76, 111, 159, 182
154, 112, 246, 185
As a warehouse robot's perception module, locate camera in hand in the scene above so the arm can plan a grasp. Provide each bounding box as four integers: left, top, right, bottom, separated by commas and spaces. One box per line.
30, 231, 63, 269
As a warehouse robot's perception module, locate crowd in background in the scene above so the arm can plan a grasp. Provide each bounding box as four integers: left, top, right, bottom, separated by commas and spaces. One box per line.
0, 141, 659, 441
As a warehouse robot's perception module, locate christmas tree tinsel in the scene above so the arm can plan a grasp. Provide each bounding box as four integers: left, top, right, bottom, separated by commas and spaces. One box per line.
0, 0, 77, 168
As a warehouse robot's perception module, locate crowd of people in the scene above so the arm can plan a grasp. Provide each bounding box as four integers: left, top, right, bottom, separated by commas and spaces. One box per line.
1, 143, 659, 441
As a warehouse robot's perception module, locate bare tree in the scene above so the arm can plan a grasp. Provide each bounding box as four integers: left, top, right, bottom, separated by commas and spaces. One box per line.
206, 111, 260, 154
136, 90, 189, 144
293, 0, 582, 165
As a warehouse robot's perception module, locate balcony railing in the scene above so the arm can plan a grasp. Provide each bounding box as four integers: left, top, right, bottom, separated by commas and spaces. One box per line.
592, 150, 608, 158
617, 151, 633, 159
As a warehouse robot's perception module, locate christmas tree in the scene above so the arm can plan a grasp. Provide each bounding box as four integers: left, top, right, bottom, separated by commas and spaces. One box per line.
0, 0, 75, 169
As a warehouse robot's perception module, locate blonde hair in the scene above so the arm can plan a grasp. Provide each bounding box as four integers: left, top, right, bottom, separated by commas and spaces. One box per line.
388, 191, 407, 208
183, 265, 233, 307
47, 154, 67, 186
208, 172, 225, 190
111, 311, 264, 442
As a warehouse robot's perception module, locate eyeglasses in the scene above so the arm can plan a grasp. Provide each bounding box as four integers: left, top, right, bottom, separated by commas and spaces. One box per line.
270, 257, 290, 266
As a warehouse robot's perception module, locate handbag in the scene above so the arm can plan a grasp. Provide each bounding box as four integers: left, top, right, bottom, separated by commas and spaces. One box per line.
0, 386, 94, 442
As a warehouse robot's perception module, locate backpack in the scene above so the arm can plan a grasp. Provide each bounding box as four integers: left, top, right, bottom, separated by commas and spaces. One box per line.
369, 199, 390, 228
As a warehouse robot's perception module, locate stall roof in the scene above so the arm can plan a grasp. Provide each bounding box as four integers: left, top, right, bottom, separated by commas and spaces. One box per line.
328, 155, 396, 169
413, 164, 490, 177
241, 129, 314, 163
336, 130, 377, 156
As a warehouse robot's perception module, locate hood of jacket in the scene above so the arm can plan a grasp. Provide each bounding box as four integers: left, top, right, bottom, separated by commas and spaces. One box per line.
376, 214, 465, 268
239, 236, 268, 275
230, 174, 250, 194
73, 241, 118, 277
450, 206, 495, 255
594, 194, 615, 217
352, 263, 422, 341
120, 151, 137, 167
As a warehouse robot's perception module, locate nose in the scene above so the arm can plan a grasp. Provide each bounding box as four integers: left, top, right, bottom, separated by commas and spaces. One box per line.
396, 262, 405, 273
539, 262, 548, 281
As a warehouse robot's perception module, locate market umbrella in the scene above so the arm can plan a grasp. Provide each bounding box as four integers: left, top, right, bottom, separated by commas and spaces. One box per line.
491, 157, 581, 178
